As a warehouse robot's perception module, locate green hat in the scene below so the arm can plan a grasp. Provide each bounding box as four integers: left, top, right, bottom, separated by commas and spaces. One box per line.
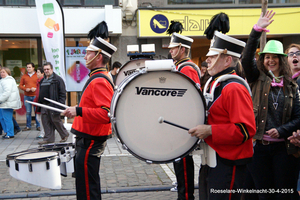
258, 40, 287, 56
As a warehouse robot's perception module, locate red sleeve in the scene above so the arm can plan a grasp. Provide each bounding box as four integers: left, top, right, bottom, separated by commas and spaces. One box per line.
180, 66, 201, 85
81, 78, 113, 124
210, 83, 256, 145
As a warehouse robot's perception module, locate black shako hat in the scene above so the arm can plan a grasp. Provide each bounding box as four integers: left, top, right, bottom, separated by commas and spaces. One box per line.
206, 31, 245, 58
86, 37, 117, 58
168, 33, 194, 49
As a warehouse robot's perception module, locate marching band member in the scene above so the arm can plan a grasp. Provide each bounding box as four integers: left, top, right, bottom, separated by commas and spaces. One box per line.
189, 27, 256, 199
63, 21, 117, 200
167, 21, 201, 200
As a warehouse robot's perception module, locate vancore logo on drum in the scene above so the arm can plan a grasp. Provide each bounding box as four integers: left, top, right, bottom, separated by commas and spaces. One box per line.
136, 87, 187, 97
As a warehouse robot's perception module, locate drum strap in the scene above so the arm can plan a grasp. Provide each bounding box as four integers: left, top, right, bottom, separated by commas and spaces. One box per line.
79, 74, 114, 104
177, 62, 201, 82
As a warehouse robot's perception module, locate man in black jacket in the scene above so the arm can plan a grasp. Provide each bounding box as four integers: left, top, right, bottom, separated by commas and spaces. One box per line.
38, 62, 69, 144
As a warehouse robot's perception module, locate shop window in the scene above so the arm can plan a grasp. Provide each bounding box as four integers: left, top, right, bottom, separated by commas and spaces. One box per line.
0, 38, 39, 84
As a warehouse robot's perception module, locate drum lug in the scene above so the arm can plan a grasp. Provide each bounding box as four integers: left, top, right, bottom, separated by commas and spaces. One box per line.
111, 117, 116, 124
57, 158, 61, 166
15, 162, 19, 171
195, 83, 201, 90
146, 160, 153, 164
46, 161, 50, 170
29, 163, 33, 172
175, 158, 181, 163
6, 160, 9, 168
122, 144, 128, 150
117, 87, 123, 94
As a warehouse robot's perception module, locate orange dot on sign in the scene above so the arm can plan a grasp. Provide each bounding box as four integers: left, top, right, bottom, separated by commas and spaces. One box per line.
53, 23, 60, 31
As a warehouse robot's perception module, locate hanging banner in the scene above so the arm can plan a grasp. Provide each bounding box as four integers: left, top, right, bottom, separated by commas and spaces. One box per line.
65, 47, 90, 91
35, 0, 66, 83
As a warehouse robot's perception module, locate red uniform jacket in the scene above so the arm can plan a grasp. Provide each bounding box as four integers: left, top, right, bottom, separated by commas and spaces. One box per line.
205, 69, 256, 165
71, 68, 114, 140
175, 58, 201, 85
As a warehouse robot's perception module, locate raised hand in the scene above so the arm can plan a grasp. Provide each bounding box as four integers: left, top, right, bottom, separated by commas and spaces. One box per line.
257, 10, 275, 29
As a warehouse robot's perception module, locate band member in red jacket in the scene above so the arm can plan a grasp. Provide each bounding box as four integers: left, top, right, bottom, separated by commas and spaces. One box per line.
63, 21, 117, 200
189, 30, 256, 200
168, 29, 201, 200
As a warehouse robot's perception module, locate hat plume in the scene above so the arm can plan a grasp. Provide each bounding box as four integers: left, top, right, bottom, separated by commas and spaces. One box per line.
88, 21, 109, 40
204, 13, 230, 40
166, 21, 183, 35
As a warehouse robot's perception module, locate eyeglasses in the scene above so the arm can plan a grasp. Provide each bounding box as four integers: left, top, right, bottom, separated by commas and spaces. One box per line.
287, 51, 300, 57
44, 69, 51, 71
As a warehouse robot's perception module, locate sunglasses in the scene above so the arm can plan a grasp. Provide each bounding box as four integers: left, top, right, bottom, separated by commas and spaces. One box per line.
287, 51, 300, 57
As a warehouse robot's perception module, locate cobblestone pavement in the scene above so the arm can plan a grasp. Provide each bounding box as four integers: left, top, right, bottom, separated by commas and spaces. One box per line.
0, 128, 201, 199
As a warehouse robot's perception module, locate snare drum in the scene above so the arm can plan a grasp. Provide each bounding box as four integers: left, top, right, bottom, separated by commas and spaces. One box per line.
15, 152, 61, 189
110, 61, 206, 164
41, 143, 75, 176
115, 58, 152, 86
6, 148, 43, 179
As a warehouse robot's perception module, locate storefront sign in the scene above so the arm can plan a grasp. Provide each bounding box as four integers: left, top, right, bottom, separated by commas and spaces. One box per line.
138, 7, 300, 37
65, 47, 90, 92
35, 0, 65, 82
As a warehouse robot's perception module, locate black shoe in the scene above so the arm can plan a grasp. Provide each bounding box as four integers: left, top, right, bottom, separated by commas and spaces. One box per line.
23, 127, 31, 131
14, 129, 22, 135
3, 135, 14, 139
36, 127, 41, 131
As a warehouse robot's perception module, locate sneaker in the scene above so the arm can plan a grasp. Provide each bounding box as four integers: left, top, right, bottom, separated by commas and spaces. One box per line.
3, 135, 14, 139
23, 127, 31, 131
170, 186, 177, 192
172, 181, 177, 186
36, 127, 41, 131
60, 136, 69, 142
38, 140, 52, 145
14, 129, 22, 135
36, 135, 44, 139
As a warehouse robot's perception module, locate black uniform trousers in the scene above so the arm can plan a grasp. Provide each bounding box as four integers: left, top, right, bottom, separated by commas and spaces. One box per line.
75, 137, 106, 200
173, 155, 195, 200
199, 156, 247, 200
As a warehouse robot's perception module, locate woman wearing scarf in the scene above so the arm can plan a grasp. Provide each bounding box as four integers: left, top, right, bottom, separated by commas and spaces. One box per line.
241, 10, 300, 199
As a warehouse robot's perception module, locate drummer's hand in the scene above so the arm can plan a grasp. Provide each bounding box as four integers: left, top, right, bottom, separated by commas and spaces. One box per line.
63, 106, 77, 118
257, 10, 275, 29
188, 125, 212, 139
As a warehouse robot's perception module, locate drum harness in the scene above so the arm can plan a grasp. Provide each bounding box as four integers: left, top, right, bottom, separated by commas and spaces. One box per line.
192, 74, 252, 167
177, 62, 202, 87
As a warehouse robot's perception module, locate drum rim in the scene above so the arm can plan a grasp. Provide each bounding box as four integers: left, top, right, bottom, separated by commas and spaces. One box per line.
111, 70, 207, 164
6, 148, 44, 160
115, 57, 153, 86
41, 142, 75, 149
15, 152, 58, 163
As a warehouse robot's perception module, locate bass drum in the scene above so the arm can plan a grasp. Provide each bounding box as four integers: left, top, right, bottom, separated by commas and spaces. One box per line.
110, 68, 206, 164
115, 58, 152, 86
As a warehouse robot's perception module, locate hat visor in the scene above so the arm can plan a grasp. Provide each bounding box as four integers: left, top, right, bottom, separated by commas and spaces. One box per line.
258, 51, 287, 57
206, 50, 219, 56
86, 44, 99, 51
168, 43, 179, 48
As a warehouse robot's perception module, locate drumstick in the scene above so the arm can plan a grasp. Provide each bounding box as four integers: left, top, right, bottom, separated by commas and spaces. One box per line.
158, 116, 189, 131
44, 97, 69, 108
25, 100, 65, 113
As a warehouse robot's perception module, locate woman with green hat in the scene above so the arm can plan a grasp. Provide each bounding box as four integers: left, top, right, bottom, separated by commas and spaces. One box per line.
241, 10, 300, 199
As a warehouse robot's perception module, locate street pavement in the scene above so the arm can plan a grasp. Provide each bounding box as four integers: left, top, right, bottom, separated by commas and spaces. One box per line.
0, 127, 201, 199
